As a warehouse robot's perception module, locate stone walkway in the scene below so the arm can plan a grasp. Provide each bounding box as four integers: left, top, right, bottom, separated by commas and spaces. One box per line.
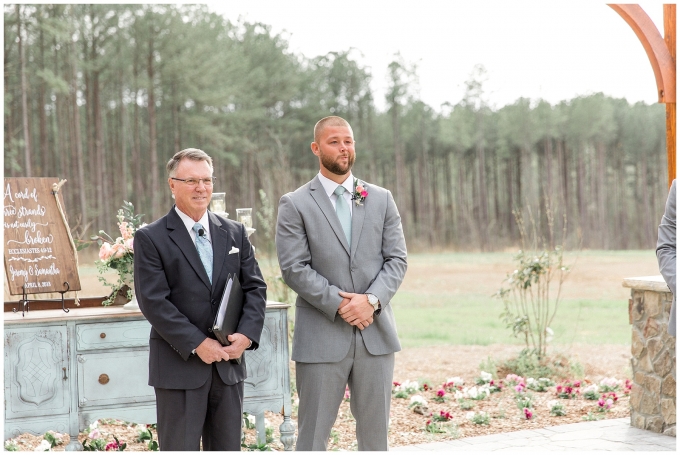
393, 418, 676, 451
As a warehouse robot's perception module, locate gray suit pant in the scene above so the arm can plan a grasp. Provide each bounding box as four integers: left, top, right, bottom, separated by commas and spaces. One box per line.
295, 327, 394, 451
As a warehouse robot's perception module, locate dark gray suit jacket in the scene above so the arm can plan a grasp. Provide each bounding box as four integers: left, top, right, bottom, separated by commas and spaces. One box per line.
134, 207, 267, 389
657, 180, 676, 336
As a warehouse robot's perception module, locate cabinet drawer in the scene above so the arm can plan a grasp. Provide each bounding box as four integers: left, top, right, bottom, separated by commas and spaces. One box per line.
76, 320, 150, 351
77, 350, 155, 408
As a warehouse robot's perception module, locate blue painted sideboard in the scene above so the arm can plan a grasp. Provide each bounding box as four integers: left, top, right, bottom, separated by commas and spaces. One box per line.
4, 302, 294, 450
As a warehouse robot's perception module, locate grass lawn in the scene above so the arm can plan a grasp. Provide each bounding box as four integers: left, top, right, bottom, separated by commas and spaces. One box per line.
391, 250, 661, 347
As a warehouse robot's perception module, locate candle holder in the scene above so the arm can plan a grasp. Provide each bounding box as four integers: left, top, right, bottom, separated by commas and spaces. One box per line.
236, 208, 255, 238
210, 193, 228, 218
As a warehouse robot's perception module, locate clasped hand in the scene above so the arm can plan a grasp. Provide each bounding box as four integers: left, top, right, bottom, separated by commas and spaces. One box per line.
195, 333, 250, 364
338, 291, 374, 330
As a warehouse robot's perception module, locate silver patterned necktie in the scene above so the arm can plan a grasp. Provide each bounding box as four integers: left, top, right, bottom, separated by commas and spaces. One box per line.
192, 223, 213, 284
334, 185, 352, 245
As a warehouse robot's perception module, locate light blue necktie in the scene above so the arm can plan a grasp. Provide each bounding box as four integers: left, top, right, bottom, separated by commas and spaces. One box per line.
193, 223, 213, 284
334, 185, 351, 245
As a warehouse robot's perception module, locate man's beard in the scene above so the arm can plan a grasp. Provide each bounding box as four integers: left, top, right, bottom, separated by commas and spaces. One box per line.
319, 148, 355, 176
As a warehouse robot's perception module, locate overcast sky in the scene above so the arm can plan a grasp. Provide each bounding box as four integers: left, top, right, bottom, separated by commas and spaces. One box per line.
209, 1, 666, 111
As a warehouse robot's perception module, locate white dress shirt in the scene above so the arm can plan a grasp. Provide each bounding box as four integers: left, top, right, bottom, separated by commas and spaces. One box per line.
317, 172, 353, 216
175, 207, 212, 244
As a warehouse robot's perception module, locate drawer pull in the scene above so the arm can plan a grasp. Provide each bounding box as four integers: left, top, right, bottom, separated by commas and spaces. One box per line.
62, 367, 67, 380
100, 333, 106, 339
99, 374, 110, 385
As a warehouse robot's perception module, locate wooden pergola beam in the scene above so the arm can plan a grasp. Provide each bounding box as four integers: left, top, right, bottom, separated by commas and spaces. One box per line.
609, 4, 675, 102
609, 4, 676, 185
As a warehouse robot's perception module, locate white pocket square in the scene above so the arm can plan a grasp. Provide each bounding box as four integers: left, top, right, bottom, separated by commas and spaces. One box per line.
229, 247, 240, 254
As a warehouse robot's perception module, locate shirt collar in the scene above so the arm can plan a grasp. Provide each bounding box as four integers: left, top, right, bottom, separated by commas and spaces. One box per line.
174, 206, 211, 241
318, 172, 354, 199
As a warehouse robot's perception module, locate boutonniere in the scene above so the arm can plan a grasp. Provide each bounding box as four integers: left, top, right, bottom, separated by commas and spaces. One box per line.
352, 179, 368, 206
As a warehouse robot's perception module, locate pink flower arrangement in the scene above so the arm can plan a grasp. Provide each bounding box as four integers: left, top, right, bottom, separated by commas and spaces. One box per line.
514, 383, 526, 393
95, 201, 145, 306
105, 440, 120, 451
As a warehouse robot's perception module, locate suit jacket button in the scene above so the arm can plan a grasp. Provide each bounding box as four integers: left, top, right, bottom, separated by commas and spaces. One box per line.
208, 327, 213, 333
211, 299, 216, 305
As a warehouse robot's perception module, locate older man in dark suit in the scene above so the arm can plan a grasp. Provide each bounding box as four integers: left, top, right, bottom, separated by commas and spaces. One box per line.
134, 148, 267, 451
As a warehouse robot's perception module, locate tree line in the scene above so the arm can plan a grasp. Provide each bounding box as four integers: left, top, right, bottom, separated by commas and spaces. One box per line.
4, 4, 668, 253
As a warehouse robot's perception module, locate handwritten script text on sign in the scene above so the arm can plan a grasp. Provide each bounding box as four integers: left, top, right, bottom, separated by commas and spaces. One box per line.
3, 178, 81, 295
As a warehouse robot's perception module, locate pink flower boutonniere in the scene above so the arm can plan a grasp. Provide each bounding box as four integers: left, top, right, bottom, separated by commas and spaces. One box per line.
352, 179, 368, 206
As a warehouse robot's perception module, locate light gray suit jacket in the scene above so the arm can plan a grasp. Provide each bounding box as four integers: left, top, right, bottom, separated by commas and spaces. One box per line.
276, 176, 407, 363
657, 179, 676, 336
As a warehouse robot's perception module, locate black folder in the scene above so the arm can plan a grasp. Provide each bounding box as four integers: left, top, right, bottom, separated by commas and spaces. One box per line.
212, 273, 244, 364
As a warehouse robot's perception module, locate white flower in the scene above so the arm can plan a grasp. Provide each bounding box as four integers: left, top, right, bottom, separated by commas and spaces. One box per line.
600, 377, 620, 388
545, 327, 554, 343
247, 415, 257, 426
454, 390, 464, 400
478, 385, 491, 397
526, 377, 536, 384
34, 440, 52, 451
88, 429, 101, 440
89, 420, 99, 430
583, 384, 598, 394
410, 395, 427, 406
446, 376, 465, 386
264, 418, 272, 429
465, 411, 475, 420
547, 399, 559, 409
480, 371, 493, 382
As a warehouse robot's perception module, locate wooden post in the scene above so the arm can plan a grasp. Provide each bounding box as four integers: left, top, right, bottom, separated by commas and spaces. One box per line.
609, 4, 676, 185
664, 4, 676, 186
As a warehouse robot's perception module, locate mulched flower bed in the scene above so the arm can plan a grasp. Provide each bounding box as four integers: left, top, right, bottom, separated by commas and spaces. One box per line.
5, 344, 634, 451
5, 374, 631, 451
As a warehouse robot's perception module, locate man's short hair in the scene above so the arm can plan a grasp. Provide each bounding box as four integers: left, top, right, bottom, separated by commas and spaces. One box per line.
166, 148, 214, 176
313, 116, 353, 144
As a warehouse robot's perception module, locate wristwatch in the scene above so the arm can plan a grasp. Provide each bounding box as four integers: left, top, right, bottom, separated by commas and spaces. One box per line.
366, 293, 380, 311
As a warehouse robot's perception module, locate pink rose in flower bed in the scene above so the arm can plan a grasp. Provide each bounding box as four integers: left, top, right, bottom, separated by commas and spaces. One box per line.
523, 408, 533, 420
556, 380, 580, 399
505, 374, 524, 386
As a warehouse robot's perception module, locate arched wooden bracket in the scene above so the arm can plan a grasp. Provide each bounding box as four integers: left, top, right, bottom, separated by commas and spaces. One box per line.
609, 4, 675, 103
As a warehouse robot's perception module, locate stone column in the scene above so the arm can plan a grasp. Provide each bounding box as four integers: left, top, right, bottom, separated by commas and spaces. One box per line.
624, 276, 676, 436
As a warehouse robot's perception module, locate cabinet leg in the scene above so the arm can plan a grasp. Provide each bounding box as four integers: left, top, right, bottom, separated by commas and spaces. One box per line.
279, 414, 295, 451
65, 434, 83, 451
255, 411, 266, 446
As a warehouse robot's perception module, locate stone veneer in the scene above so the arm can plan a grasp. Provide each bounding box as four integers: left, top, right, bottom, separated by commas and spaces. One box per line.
623, 276, 676, 436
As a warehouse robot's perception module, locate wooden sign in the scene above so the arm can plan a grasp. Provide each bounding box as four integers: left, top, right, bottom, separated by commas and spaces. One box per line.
4, 178, 81, 295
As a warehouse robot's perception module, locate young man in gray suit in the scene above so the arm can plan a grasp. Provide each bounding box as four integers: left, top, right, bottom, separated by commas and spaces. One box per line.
135, 148, 267, 450
657, 179, 676, 336
276, 116, 408, 450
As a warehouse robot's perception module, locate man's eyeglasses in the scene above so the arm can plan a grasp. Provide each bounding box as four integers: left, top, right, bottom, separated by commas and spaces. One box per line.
171, 177, 216, 187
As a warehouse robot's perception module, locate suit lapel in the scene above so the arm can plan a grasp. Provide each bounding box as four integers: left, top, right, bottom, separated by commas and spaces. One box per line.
166, 208, 212, 291
350, 179, 366, 262
209, 211, 230, 294
310, 176, 350, 255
